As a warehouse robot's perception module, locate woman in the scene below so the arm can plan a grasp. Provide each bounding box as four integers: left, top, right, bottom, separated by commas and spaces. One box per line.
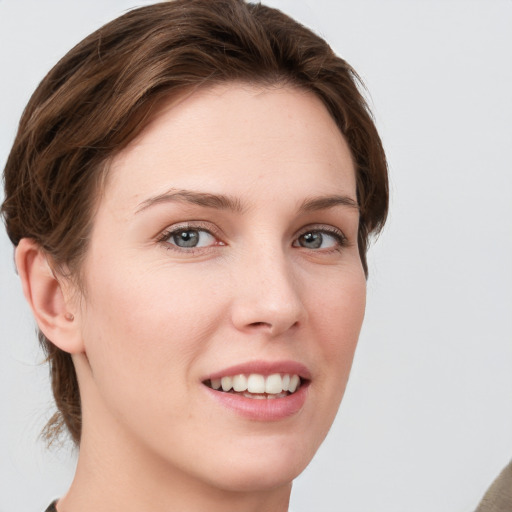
1, 1, 388, 510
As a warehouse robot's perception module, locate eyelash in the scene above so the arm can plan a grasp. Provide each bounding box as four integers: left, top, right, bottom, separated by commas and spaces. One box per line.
156, 223, 348, 253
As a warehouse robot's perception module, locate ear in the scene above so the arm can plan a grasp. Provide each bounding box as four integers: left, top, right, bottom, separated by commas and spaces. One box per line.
15, 238, 84, 354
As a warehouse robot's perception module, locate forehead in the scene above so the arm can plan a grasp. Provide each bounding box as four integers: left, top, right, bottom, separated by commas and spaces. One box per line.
105, 82, 356, 212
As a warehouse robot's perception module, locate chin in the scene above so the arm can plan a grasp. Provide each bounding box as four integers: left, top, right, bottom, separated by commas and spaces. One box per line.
207, 459, 304, 493
196, 431, 321, 493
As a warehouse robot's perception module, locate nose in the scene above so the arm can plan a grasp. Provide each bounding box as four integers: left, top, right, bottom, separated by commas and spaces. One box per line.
230, 245, 307, 337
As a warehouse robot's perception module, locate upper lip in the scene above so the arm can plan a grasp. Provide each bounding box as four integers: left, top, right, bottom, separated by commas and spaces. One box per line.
204, 360, 312, 382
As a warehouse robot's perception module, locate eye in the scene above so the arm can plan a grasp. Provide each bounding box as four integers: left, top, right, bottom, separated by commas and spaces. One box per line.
293, 229, 346, 250
161, 228, 217, 249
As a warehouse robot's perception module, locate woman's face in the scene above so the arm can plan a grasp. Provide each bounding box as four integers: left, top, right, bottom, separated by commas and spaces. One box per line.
75, 83, 366, 492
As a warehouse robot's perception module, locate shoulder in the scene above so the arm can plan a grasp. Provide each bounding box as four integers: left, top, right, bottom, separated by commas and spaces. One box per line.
475, 459, 512, 512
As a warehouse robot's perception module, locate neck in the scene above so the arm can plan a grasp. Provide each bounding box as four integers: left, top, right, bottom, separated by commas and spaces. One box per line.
60, 452, 291, 512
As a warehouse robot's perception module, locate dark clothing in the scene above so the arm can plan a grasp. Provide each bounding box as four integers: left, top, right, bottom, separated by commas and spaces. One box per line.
44, 501, 57, 512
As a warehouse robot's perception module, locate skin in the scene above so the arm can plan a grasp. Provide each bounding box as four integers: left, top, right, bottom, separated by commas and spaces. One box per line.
18, 83, 366, 512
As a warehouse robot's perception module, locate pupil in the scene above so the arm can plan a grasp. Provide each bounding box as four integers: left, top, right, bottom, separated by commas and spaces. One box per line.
301, 232, 322, 248
173, 230, 199, 247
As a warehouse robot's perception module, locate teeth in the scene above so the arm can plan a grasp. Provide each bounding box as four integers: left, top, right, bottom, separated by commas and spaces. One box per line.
209, 373, 303, 396
282, 374, 290, 391
232, 374, 247, 392
289, 374, 300, 393
243, 392, 266, 399
265, 373, 283, 394
247, 374, 266, 393
221, 376, 233, 392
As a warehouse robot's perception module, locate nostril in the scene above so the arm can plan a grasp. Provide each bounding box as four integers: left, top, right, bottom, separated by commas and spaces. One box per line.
250, 322, 267, 327
246, 320, 300, 335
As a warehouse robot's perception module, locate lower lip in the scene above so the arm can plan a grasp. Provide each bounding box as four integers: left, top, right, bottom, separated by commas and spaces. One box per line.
203, 382, 309, 421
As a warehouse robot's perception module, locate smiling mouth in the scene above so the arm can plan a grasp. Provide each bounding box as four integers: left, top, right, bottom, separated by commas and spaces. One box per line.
204, 373, 304, 399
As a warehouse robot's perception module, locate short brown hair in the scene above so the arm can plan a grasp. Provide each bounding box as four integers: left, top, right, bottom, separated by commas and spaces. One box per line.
1, 0, 388, 445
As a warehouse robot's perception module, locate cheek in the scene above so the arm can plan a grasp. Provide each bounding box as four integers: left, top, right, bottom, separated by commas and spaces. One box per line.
78, 258, 225, 399
309, 269, 366, 397
316, 268, 366, 348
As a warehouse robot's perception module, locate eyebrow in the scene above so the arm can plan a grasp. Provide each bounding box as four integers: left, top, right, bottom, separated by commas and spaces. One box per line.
135, 189, 245, 214
135, 189, 359, 215
298, 194, 359, 212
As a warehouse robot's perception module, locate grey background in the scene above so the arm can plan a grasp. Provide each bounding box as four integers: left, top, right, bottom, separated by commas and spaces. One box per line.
1, 1, 511, 511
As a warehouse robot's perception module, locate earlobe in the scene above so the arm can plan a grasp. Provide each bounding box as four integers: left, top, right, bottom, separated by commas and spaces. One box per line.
15, 238, 84, 354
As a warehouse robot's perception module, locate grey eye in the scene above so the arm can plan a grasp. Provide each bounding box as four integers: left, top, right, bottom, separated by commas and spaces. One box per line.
168, 229, 215, 248
298, 232, 323, 249
295, 230, 341, 249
